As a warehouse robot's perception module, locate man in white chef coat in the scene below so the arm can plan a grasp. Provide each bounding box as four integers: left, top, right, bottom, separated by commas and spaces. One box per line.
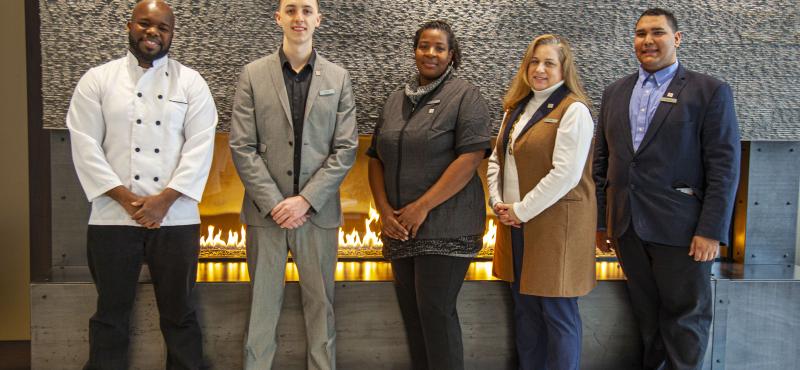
66, 1, 217, 369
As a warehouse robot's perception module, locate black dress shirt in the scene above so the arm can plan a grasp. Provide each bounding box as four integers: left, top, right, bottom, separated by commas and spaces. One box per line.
279, 48, 316, 195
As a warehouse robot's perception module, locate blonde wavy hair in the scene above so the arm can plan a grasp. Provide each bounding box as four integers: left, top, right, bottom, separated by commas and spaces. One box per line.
502, 34, 590, 111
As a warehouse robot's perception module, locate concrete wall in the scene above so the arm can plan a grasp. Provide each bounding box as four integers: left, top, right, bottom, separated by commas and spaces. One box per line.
32, 280, 642, 370
0, 0, 30, 341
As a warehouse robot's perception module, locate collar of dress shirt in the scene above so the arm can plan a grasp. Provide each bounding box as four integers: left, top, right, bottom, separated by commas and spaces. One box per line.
637, 60, 679, 88
125, 50, 169, 70
279, 46, 317, 72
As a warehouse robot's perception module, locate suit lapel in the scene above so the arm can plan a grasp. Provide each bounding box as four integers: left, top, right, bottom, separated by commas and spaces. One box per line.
618, 73, 638, 155
636, 65, 688, 153
304, 56, 324, 123
268, 52, 294, 128
500, 95, 531, 155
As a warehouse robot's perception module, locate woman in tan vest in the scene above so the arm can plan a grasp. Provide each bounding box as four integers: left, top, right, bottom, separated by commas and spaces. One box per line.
487, 34, 596, 370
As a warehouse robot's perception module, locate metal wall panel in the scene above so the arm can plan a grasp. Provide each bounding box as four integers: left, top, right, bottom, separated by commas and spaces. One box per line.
39, 1, 800, 139
740, 141, 799, 264
710, 280, 800, 370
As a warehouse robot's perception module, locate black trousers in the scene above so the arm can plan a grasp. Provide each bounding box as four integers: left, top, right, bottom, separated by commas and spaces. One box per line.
391, 255, 472, 370
616, 227, 713, 370
83, 225, 203, 370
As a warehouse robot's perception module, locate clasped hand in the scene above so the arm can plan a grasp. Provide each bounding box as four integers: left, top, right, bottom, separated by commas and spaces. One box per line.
271, 196, 311, 229
494, 202, 522, 228
378, 201, 431, 241
130, 194, 172, 229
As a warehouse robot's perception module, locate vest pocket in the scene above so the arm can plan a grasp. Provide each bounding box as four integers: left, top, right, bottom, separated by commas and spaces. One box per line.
561, 189, 583, 201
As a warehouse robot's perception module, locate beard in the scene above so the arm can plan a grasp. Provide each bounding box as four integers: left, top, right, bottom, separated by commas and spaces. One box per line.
128, 33, 171, 64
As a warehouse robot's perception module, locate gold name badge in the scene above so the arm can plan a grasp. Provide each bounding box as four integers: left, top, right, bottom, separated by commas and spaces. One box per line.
660, 97, 678, 104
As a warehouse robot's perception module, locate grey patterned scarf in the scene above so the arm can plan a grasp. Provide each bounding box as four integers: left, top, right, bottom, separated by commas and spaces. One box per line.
404, 65, 454, 106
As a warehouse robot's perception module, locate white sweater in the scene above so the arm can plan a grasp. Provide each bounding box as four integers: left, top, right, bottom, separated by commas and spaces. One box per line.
487, 81, 594, 222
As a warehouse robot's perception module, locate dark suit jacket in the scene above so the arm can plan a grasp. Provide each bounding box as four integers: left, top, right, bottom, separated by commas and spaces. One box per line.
593, 64, 740, 246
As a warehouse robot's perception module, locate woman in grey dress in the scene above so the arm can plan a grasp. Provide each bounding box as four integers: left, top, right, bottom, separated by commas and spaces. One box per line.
366, 20, 492, 370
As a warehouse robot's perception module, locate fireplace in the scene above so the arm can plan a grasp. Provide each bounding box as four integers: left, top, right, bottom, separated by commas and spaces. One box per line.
197, 133, 612, 261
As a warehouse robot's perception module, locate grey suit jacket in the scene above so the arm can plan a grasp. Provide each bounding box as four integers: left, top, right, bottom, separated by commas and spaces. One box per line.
229, 50, 358, 229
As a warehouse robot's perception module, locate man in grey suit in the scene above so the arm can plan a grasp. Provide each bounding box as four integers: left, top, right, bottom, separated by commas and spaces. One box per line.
228, 0, 357, 368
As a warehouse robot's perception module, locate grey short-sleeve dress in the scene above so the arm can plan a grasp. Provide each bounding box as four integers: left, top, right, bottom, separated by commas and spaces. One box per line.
367, 76, 491, 259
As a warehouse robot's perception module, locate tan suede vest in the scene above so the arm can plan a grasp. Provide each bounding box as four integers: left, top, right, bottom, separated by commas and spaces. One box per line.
492, 93, 597, 297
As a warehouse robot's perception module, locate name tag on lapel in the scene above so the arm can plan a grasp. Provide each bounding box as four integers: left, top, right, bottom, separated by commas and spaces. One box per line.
543, 118, 559, 124
660, 97, 678, 104
320, 89, 335, 96
426, 99, 441, 105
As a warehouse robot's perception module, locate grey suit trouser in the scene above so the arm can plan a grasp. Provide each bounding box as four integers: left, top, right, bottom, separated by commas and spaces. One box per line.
243, 222, 337, 370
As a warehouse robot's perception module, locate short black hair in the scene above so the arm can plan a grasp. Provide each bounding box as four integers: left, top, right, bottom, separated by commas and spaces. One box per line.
638, 8, 679, 32
413, 20, 462, 70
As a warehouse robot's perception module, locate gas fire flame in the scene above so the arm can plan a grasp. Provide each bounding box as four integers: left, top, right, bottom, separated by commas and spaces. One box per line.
199, 205, 498, 256
200, 225, 246, 248
339, 205, 383, 248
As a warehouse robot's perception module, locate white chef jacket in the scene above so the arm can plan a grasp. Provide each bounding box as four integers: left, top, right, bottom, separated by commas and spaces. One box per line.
487, 81, 594, 223
67, 52, 217, 226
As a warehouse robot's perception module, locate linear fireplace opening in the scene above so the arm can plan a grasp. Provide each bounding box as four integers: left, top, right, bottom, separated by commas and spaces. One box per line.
198, 133, 501, 260
198, 133, 614, 261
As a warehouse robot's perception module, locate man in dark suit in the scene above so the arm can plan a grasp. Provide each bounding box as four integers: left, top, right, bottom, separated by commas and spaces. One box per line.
593, 8, 740, 370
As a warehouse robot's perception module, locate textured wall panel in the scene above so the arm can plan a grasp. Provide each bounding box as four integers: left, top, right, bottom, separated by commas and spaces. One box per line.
40, 1, 799, 139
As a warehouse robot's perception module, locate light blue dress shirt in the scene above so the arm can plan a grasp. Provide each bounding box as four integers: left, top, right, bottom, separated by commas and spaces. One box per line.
629, 61, 679, 151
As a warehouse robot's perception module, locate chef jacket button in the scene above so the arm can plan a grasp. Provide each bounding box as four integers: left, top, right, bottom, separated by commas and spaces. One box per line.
137, 92, 142, 97
156, 120, 161, 126
153, 177, 159, 182
288, 141, 293, 146
135, 148, 140, 152
154, 148, 160, 153
158, 94, 163, 99
134, 175, 140, 180
165, 72, 169, 76
136, 119, 142, 124
287, 170, 293, 176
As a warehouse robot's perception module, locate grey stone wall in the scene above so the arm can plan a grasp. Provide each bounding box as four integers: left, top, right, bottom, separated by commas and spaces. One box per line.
40, 1, 799, 139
